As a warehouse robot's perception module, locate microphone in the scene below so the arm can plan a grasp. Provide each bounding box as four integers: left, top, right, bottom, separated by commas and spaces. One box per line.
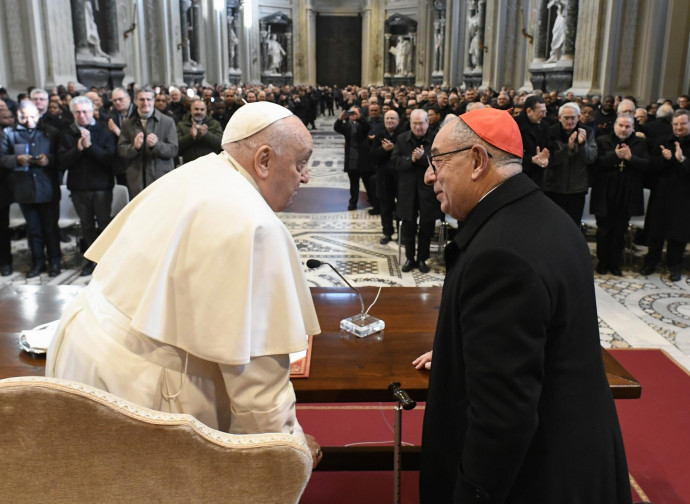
307, 259, 385, 338
388, 381, 417, 410
306, 259, 365, 314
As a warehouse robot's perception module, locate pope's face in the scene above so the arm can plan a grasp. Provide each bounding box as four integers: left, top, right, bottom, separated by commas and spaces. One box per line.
266, 117, 313, 211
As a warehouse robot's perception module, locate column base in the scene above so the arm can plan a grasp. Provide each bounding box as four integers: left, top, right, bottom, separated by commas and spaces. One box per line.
183, 66, 206, 86
528, 59, 574, 93
463, 69, 483, 89
76, 60, 126, 89
384, 76, 415, 87
261, 74, 293, 86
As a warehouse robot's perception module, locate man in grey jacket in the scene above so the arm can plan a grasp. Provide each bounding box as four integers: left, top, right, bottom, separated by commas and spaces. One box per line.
118, 86, 178, 198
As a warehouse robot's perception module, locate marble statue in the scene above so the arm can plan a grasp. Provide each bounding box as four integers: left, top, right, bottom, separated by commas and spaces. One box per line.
434, 21, 443, 70
546, 0, 565, 63
389, 36, 412, 76
84, 0, 110, 61
228, 19, 239, 69
265, 34, 285, 74
467, 0, 481, 69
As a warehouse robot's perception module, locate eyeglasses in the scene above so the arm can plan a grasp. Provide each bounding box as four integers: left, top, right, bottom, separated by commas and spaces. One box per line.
427, 146, 491, 174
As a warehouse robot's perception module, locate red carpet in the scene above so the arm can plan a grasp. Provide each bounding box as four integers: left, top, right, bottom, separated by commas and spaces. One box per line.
297, 349, 690, 503
611, 349, 690, 504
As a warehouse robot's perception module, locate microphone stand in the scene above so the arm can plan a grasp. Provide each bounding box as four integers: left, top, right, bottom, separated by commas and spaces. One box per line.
307, 259, 385, 337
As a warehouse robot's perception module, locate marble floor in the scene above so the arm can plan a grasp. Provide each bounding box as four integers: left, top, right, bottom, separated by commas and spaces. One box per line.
3, 114, 690, 372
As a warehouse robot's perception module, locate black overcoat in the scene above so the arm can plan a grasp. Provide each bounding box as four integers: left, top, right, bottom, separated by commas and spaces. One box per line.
590, 132, 650, 216
391, 129, 442, 222
420, 174, 631, 504
645, 134, 690, 242
333, 117, 372, 173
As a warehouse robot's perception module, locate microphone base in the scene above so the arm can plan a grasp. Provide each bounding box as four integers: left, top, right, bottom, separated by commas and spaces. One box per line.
340, 313, 385, 338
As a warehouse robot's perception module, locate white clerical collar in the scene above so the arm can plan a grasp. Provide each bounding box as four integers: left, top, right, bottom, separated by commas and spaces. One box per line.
220, 151, 262, 194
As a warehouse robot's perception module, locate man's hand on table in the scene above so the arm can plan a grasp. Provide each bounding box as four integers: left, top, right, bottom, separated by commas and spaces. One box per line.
413, 350, 433, 370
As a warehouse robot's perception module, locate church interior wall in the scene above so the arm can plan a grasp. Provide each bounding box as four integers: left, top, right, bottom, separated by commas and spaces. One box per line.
0, 0, 688, 101
657, 0, 690, 101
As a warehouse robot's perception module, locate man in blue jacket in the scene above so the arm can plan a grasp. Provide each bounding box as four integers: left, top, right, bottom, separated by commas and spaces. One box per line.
0, 100, 61, 278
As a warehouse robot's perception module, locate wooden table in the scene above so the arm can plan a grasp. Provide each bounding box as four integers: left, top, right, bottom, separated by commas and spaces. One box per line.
296, 287, 641, 402
0, 284, 641, 471
0, 285, 641, 400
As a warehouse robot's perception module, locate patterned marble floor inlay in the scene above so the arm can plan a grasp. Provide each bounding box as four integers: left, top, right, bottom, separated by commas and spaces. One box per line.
2, 115, 690, 371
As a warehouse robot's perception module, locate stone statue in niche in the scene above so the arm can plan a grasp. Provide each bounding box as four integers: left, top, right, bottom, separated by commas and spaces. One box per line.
84, 0, 111, 61
228, 16, 239, 69
389, 36, 412, 76
265, 33, 286, 74
434, 19, 443, 70
181, 0, 198, 67
546, 0, 565, 63
467, 0, 481, 69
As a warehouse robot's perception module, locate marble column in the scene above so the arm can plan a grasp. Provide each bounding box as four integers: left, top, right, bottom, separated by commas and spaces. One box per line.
103, 0, 120, 56
562, 0, 578, 59
384, 33, 392, 77
180, 0, 193, 66
305, 0, 317, 84
533, 0, 549, 61
285, 32, 294, 76
361, 0, 373, 85
71, 0, 90, 58
190, 2, 201, 65
445, 0, 465, 87
478, 0, 487, 69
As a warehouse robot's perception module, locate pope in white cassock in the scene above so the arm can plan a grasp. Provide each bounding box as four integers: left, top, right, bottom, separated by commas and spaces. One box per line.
46, 102, 323, 466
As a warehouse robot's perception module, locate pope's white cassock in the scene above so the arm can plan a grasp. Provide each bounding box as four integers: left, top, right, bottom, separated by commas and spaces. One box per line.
46, 150, 321, 437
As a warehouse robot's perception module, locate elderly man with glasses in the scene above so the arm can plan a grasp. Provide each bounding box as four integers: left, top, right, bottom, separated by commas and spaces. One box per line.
391, 109, 442, 273
417, 108, 631, 504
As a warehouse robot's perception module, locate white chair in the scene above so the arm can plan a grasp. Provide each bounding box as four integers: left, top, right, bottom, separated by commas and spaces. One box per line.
0, 376, 312, 504
56, 185, 82, 265
57, 185, 80, 231
8, 203, 25, 230
580, 190, 597, 233
625, 188, 651, 264
110, 184, 130, 218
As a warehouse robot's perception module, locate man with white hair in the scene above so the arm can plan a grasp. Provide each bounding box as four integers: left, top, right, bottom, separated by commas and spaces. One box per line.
47, 101, 323, 466
57, 95, 117, 276
371, 109, 404, 244
392, 109, 442, 273
544, 101, 597, 224
616, 98, 636, 117
419, 107, 631, 503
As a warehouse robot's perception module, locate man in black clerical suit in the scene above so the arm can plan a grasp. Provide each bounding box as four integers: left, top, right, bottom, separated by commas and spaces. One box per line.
418, 108, 631, 504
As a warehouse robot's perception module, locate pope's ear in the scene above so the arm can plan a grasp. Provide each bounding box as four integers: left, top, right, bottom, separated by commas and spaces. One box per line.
253, 145, 272, 180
